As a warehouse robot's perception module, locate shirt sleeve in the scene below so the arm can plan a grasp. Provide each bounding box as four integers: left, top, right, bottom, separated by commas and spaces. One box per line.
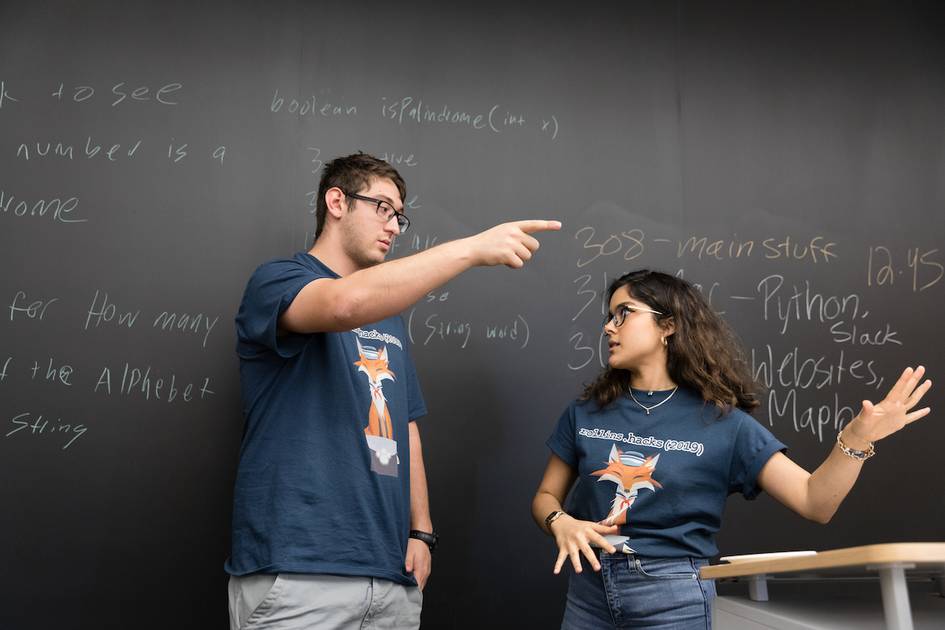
546, 403, 578, 467
728, 413, 787, 500
236, 259, 319, 359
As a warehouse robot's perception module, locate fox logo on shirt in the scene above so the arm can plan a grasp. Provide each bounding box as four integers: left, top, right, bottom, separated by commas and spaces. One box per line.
591, 445, 662, 526
354, 337, 399, 477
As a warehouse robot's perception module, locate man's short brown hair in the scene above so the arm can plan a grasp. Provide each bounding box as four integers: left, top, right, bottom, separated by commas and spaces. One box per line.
314, 152, 407, 240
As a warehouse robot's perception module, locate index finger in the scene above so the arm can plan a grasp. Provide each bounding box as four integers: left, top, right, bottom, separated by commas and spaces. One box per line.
514, 219, 562, 233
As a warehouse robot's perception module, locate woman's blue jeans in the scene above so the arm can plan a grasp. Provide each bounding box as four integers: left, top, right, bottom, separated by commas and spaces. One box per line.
561, 553, 715, 629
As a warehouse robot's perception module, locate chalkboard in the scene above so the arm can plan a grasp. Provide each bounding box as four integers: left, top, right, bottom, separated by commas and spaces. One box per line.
2, 1, 943, 628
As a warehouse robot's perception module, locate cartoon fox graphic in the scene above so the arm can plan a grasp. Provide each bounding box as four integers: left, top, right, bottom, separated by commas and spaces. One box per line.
591, 445, 662, 527
353, 339, 395, 440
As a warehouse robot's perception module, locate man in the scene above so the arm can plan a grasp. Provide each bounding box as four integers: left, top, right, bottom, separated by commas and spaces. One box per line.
225, 152, 560, 629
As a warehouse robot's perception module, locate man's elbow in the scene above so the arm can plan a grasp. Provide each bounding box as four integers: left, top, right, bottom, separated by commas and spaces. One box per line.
330, 301, 358, 331
805, 507, 835, 525
327, 290, 366, 331
280, 283, 362, 333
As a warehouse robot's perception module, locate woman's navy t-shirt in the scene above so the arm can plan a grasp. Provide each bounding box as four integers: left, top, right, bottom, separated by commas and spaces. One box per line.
547, 387, 786, 558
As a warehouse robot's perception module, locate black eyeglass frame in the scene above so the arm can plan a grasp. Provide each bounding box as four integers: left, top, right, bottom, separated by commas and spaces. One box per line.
343, 190, 410, 233
605, 303, 664, 328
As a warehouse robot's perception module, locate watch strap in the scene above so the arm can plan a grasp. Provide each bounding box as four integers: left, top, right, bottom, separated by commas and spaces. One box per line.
544, 510, 566, 531
409, 529, 438, 552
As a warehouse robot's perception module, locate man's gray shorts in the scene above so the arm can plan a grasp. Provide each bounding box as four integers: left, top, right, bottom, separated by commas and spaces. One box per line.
228, 573, 423, 630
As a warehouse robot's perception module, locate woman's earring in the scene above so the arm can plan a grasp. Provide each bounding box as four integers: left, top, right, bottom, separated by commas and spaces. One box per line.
661, 336, 667, 346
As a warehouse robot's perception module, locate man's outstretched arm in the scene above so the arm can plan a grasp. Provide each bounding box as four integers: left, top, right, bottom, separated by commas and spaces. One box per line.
280, 219, 561, 333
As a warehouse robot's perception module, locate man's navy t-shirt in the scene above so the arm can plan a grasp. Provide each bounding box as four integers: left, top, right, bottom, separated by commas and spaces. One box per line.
547, 387, 786, 558
225, 253, 427, 585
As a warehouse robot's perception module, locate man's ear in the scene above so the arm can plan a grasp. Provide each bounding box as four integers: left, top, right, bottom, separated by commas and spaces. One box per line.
325, 187, 347, 220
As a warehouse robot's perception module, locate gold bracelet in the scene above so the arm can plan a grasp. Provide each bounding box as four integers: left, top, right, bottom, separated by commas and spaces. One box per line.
837, 430, 875, 461
544, 510, 566, 531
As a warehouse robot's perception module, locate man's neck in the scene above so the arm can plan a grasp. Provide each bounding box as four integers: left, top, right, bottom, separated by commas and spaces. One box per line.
309, 237, 359, 277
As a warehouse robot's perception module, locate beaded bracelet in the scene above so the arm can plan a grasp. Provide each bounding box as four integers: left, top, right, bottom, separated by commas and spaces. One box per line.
837, 430, 875, 461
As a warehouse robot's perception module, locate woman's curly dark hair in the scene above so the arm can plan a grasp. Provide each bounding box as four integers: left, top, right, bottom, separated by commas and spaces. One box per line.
581, 270, 760, 413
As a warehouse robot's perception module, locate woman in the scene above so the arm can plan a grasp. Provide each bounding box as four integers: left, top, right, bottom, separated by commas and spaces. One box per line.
532, 270, 931, 629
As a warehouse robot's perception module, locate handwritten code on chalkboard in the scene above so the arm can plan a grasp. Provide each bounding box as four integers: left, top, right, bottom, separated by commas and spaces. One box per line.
1, 2, 942, 628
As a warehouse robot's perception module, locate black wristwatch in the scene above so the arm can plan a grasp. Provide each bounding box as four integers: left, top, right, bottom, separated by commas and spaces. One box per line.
409, 529, 438, 553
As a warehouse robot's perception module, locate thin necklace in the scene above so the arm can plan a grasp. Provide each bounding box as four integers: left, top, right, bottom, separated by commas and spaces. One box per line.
628, 385, 679, 415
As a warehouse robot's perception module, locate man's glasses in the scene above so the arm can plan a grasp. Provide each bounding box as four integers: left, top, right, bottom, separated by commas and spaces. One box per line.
344, 191, 410, 233
605, 303, 663, 328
